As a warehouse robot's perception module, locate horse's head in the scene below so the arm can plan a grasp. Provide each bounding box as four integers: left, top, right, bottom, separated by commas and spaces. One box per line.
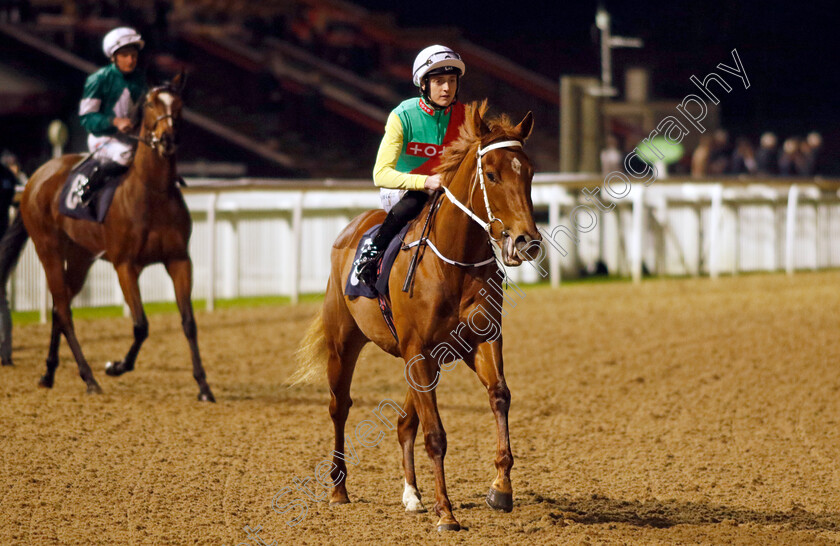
140, 71, 185, 157
455, 103, 541, 266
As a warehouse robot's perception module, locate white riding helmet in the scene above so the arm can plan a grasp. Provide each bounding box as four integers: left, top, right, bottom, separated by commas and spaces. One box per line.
103, 27, 145, 58
412, 45, 465, 87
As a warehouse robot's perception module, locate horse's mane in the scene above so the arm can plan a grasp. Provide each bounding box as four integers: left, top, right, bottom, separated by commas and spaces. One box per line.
436, 100, 523, 183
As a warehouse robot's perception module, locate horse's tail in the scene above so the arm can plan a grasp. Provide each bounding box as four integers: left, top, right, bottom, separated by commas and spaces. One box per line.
289, 307, 328, 386
0, 213, 29, 285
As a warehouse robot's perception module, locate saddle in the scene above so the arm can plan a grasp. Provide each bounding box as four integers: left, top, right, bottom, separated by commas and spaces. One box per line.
345, 224, 412, 342
58, 155, 123, 223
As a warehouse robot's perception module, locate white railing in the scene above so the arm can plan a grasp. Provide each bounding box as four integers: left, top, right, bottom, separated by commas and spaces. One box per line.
8, 175, 840, 320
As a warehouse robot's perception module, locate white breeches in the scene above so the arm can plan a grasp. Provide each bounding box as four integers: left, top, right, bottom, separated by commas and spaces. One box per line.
379, 188, 407, 212
87, 134, 135, 166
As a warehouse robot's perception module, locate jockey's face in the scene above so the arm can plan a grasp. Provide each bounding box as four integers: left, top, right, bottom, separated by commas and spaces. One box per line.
425, 74, 458, 108
113, 46, 139, 74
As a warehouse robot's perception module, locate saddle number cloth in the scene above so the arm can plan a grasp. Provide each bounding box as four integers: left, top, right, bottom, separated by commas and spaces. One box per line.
58, 157, 121, 223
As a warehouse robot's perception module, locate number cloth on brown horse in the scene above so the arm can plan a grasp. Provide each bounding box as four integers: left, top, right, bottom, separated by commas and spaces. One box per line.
9, 73, 214, 401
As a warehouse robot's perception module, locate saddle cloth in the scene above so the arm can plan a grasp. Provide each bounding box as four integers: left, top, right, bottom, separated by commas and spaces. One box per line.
345, 224, 410, 299
57, 156, 122, 223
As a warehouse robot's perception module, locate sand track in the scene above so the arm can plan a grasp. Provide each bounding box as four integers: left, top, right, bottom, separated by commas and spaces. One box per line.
1, 272, 840, 544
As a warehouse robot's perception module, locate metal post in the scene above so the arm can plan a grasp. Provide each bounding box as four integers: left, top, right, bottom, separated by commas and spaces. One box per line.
290, 192, 304, 305
631, 185, 645, 283
708, 184, 723, 279
207, 193, 218, 311
548, 190, 561, 288
785, 184, 799, 275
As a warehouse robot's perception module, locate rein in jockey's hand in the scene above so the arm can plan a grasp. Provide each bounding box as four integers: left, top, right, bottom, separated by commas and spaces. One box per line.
113, 117, 133, 133
425, 174, 442, 191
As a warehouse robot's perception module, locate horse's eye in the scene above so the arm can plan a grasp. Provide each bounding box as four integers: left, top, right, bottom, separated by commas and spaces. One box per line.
487, 172, 497, 182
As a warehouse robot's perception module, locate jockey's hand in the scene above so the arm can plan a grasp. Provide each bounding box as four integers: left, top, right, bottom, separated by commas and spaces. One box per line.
424, 174, 442, 191
113, 117, 133, 133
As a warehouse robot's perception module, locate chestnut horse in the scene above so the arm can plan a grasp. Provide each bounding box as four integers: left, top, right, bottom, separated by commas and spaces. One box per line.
295, 102, 540, 531
8, 75, 214, 401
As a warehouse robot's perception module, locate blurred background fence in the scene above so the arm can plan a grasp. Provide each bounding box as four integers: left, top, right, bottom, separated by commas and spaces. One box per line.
9, 174, 840, 320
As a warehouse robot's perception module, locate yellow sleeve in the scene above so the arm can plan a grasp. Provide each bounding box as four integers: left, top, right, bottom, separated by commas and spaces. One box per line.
372, 112, 428, 190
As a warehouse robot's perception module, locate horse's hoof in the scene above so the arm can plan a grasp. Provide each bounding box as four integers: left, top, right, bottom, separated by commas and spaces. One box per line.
485, 487, 513, 512
436, 522, 461, 532
38, 376, 53, 389
1, 358, 13, 367
330, 490, 350, 505
104, 361, 130, 376
86, 382, 103, 395
198, 390, 216, 402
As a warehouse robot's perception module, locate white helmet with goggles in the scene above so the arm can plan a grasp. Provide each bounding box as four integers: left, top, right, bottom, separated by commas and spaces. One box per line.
103, 27, 145, 58
412, 45, 465, 87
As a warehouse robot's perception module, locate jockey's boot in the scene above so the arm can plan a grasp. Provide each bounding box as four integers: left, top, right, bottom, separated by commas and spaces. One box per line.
353, 240, 382, 287
78, 161, 128, 207
353, 206, 409, 287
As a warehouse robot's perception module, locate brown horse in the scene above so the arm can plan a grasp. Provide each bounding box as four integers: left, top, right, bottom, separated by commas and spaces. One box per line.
295, 102, 540, 531
9, 75, 214, 401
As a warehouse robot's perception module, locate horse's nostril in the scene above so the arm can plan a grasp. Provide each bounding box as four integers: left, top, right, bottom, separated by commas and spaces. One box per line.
514, 235, 529, 251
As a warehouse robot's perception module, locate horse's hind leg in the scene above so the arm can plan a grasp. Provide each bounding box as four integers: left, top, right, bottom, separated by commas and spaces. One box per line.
105, 262, 148, 377
397, 391, 426, 512
37, 312, 61, 388
324, 283, 367, 505
165, 257, 214, 402
39, 246, 95, 388
36, 244, 101, 394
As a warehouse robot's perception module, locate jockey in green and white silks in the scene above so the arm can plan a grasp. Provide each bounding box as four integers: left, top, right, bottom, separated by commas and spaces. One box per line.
353, 45, 466, 287
76, 27, 147, 204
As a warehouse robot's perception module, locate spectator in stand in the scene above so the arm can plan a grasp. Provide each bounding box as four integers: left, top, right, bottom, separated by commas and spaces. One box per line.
730, 137, 758, 175
691, 134, 713, 177
802, 131, 823, 175
756, 132, 778, 174
708, 128, 731, 175
600, 134, 623, 175
778, 137, 801, 176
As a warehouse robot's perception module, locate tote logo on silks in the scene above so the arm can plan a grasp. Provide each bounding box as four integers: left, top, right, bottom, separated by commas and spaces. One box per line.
406, 142, 443, 159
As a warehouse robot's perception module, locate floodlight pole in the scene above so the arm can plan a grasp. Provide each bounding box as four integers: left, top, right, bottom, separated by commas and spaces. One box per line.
592, 6, 643, 97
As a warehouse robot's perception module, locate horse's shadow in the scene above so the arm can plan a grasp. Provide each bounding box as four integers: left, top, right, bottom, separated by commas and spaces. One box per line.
524, 492, 840, 532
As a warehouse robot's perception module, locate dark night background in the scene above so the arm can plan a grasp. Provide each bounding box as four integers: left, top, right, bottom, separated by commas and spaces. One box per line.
356, 0, 839, 170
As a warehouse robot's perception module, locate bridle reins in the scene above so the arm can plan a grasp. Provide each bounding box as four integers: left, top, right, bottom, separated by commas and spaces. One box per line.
441, 139, 523, 242
404, 139, 524, 271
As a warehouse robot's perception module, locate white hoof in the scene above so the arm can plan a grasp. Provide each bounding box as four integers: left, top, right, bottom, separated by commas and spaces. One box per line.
104, 361, 115, 371
402, 480, 426, 513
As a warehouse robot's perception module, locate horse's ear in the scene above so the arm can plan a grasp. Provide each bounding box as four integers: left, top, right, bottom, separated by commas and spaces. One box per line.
515, 111, 534, 141
473, 105, 490, 137
171, 69, 187, 94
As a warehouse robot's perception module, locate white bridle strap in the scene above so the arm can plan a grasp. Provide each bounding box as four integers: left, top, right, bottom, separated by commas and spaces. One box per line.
441, 140, 522, 238
403, 238, 496, 268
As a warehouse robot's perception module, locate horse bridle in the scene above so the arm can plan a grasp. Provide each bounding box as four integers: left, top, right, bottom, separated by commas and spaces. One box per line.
441, 139, 523, 242
127, 90, 178, 153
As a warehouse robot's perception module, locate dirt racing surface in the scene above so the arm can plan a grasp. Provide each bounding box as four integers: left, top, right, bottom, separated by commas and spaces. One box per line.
2, 271, 840, 545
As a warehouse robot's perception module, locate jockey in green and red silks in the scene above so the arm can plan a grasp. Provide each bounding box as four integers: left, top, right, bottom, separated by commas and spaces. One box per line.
76, 27, 148, 205
353, 45, 467, 287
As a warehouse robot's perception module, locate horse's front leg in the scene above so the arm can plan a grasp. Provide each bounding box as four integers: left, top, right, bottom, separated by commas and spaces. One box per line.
405, 347, 459, 531
165, 257, 214, 402
105, 262, 148, 377
467, 339, 514, 512
397, 391, 426, 512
